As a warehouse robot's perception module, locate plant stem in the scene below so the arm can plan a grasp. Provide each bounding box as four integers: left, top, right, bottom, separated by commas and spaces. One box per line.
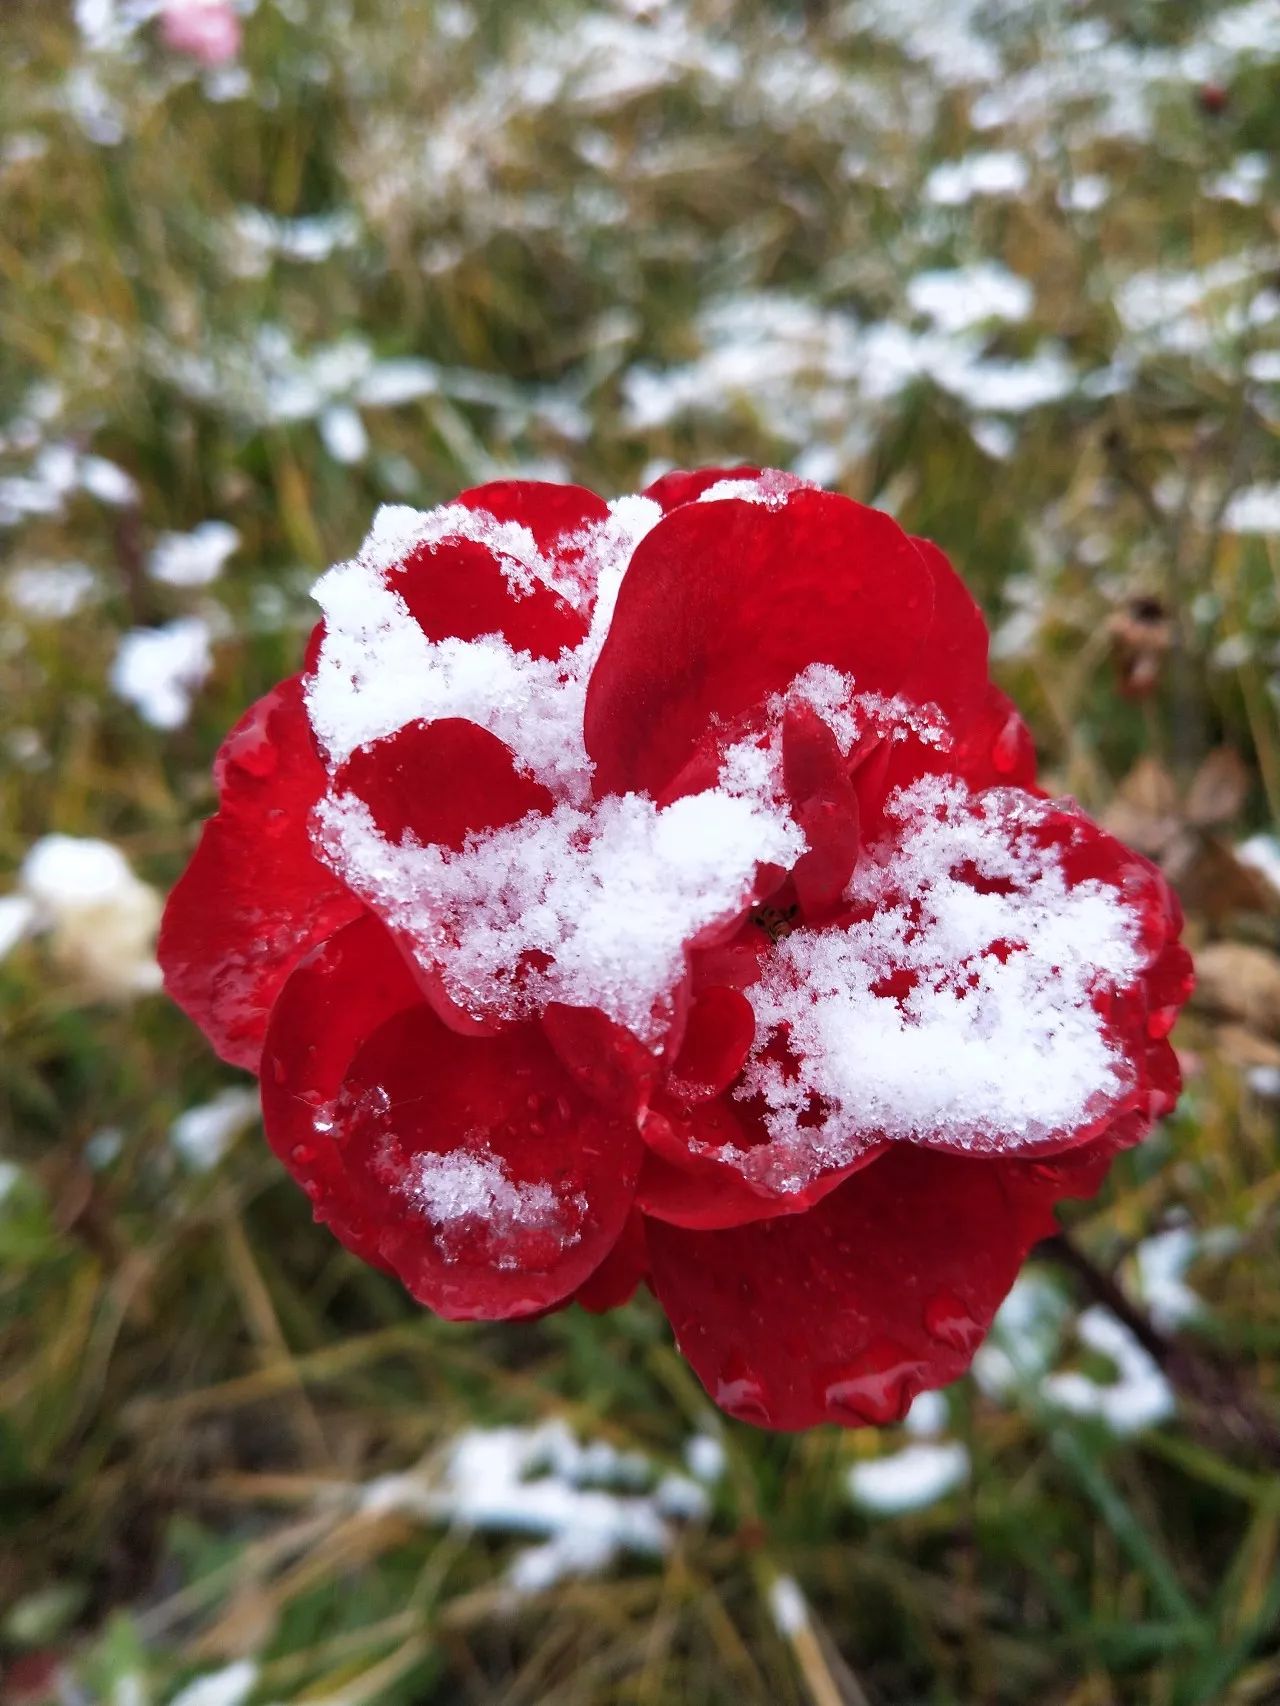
1042, 1231, 1280, 1469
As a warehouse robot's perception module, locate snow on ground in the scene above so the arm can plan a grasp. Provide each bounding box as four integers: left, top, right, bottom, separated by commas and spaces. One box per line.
358, 1420, 707, 1595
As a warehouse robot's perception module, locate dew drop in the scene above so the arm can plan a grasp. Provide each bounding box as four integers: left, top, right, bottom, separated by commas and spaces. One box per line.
716, 1351, 772, 1425
224, 715, 278, 780
823, 1338, 927, 1425
1146, 1005, 1178, 1040
990, 712, 1024, 776
923, 1289, 983, 1354
290, 1143, 315, 1166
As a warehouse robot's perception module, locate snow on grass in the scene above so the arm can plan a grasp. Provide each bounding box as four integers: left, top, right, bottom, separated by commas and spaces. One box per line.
923, 151, 1030, 206
358, 1420, 705, 1596
1043, 1307, 1175, 1435
5, 561, 100, 619
906, 263, 1033, 333
767, 1575, 810, 1636
170, 1087, 259, 1171
1222, 484, 1280, 534
16, 835, 162, 998
847, 1441, 970, 1515
167, 1662, 258, 1706
148, 520, 240, 587
110, 616, 214, 729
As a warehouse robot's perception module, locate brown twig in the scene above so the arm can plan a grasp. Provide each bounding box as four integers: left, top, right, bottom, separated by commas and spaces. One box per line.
1042, 1231, 1280, 1469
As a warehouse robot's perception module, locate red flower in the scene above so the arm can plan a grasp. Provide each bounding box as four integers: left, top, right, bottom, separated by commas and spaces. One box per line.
160, 469, 1192, 1430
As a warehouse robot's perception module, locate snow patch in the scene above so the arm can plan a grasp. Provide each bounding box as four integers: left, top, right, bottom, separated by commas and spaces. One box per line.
734, 779, 1143, 1190
149, 520, 240, 587
110, 616, 214, 729
847, 1442, 969, 1514
170, 1087, 259, 1170
359, 1420, 703, 1595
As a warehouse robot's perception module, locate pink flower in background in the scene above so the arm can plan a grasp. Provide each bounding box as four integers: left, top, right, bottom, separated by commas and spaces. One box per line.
161, 0, 242, 68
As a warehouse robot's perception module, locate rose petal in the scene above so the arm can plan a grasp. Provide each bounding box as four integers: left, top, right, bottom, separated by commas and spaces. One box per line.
861, 540, 1038, 825
457, 479, 610, 558
647, 1142, 1108, 1430
332, 717, 553, 849
635, 1092, 884, 1230
390, 486, 592, 657
323, 719, 554, 1037
585, 491, 935, 799
574, 1211, 649, 1312
542, 1000, 659, 1116
641, 466, 763, 513
665, 985, 756, 1104
259, 912, 424, 1268
333, 1006, 643, 1319
159, 677, 362, 1070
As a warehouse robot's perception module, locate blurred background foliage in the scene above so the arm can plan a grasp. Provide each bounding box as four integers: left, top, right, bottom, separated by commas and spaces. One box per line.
1, 1, 1279, 1702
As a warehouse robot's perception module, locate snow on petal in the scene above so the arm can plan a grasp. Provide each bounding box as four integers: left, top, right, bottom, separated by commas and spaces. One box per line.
735, 779, 1144, 1191
305, 495, 661, 799
314, 747, 804, 1044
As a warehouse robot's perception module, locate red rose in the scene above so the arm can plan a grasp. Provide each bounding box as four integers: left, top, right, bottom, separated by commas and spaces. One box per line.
160, 468, 1192, 1430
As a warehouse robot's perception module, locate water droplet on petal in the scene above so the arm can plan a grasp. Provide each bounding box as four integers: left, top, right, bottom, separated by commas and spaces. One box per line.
823, 1338, 927, 1425
990, 712, 1024, 777
1146, 1005, 1178, 1040
716, 1350, 772, 1425
923, 1289, 983, 1354
290, 1143, 315, 1166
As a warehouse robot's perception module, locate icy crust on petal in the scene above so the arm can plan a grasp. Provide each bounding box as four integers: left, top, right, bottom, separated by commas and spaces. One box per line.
315, 756, 805, 1045
733, 778, 1148, 1190
305, 494, 661, 797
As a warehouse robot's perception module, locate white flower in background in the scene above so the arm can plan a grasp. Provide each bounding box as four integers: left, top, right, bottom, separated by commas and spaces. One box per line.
6, 834, 162, 998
